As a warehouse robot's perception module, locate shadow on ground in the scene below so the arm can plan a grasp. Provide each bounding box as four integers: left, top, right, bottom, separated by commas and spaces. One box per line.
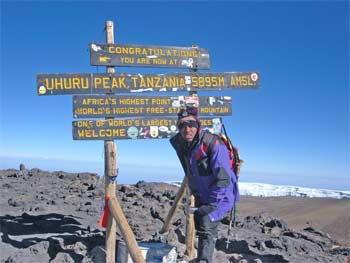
0, 213, 104, 261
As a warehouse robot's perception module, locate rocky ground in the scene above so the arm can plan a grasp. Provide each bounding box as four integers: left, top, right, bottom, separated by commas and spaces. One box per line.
0, 167, 349, 263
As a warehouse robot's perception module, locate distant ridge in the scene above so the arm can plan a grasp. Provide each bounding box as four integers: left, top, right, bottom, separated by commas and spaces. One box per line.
168, 181, 350, 199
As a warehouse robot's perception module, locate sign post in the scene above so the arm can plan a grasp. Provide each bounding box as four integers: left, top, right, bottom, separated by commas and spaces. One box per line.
185, 56, 198, 259
103, 21, 145, 263
37, 19, 260, 263
104, 20, 118, 263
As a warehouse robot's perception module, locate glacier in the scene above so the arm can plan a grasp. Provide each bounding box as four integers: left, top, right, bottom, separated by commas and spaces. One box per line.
168, 181, 350, 199
238, 182, 350, 199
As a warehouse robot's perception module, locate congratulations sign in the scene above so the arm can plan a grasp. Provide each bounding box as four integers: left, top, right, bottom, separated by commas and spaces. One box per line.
89, 43, 210, 69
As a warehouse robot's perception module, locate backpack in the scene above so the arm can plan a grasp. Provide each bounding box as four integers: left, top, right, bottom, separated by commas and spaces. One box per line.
202, 124, 243, 178
201, 124, 242, 247
220, 124, 244, 178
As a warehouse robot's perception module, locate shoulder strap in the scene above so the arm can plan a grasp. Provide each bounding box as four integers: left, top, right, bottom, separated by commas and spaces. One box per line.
202, 131, 219, 155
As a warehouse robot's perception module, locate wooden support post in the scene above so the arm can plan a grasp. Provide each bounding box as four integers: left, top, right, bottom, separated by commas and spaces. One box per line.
159, 44, 203, 259
184, 45, 198, 259
105, 20, 117, 263
104, 20, 144, 263
185, 188, 196, 258
160, 176, 188, 234
108, 197, 146, 263
105, 141, 117, 263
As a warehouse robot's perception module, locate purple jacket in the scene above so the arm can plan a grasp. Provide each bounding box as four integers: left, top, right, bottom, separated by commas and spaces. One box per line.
170, 130, 240, 222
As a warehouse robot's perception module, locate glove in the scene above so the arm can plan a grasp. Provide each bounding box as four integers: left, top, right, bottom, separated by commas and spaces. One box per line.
195, 205, 213, 217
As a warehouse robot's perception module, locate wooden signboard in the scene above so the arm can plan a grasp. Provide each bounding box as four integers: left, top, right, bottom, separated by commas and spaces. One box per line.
89, 43, 210, 69
73, 95, 232, 118
72, 117, 222, 140
37, 72, 259, 95
37, 73, 91, 95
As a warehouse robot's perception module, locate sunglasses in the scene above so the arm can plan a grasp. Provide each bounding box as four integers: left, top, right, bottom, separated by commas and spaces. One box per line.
178, 120, 199, 130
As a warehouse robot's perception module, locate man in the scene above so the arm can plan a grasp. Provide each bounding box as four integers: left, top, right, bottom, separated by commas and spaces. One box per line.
170, 106, 239, 263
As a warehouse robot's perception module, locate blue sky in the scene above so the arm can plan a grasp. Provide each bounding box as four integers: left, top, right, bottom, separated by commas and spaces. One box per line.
1, 1, 349, 190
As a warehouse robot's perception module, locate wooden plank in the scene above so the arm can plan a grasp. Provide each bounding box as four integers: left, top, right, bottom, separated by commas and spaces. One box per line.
37, 72, 260, 95
89, 43, 210, 69
104, 141, 117, 263
37, 73, 91, 95
185, 192, 195, 259
108, 197, 146, 263
104, 20, 117, 263
72, 117, 222, 140
73, 95, 232, 118
160, 177, 188, 234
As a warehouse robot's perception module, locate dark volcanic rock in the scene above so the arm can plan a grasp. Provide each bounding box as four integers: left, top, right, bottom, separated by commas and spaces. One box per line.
0, 213, 104, 263
0, 168, 348, 263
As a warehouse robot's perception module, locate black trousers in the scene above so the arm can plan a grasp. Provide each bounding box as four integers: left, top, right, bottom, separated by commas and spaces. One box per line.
194, 211, 219, 263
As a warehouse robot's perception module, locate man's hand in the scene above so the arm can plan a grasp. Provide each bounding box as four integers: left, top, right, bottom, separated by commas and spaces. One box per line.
188, 207, 198, 214
195, 205, 213, 216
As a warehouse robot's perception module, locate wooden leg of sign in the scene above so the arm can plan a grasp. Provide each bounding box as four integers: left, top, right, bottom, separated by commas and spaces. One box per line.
185, 190, 196, 259
108, 197, 146, 263
105, 141, 117, 263
184, 55, 198, 260
104, 20, 117, 263
159, 176, 188, 234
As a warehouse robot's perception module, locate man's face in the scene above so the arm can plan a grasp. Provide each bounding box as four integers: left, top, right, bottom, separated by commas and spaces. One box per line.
178, 116, 199, 142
